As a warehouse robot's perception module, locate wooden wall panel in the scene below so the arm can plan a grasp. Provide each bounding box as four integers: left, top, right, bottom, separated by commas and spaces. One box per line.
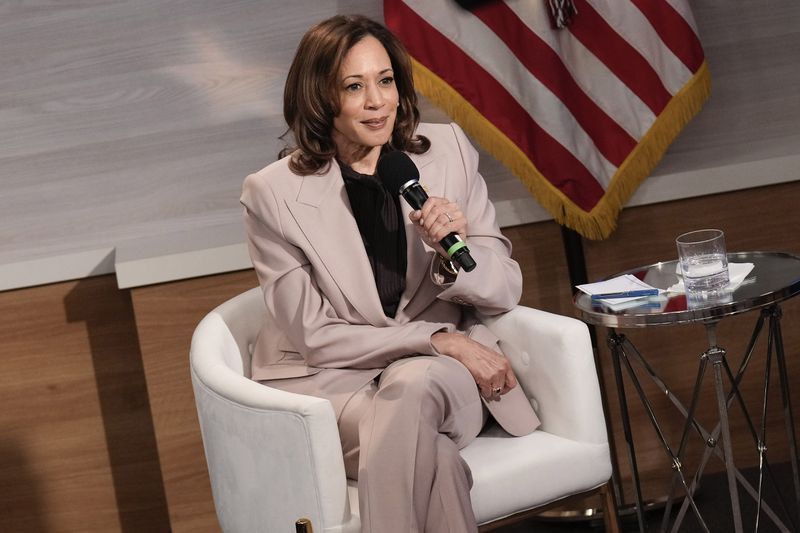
127, 181, 800, 528
130, 269, 258, 533
2, 181, 798, 531
0, 275, 169, 533
506, 180, 800, 510
581, 181, 800, 503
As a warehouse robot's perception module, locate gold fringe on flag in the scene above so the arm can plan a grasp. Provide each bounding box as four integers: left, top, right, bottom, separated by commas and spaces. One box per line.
410, 57, 712, 240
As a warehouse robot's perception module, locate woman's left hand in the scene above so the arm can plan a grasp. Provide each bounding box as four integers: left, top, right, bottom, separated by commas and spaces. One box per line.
408, 196, 466, 257
431, 331, 517, 399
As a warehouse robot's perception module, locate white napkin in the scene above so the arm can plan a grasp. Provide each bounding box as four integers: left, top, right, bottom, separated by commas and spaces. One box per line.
667, 262, 754, 294
576, 274, 662, 310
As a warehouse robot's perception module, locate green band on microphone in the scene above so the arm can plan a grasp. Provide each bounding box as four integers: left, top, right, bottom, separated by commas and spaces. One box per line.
446, 241, 467, 257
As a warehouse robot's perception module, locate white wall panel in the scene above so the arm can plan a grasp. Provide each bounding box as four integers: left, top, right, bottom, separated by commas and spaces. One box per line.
0, 0, 797, 290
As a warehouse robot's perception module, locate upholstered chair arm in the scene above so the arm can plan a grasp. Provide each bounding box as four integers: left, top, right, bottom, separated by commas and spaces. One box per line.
479, 306, 608, 444
190, 312, 356, 533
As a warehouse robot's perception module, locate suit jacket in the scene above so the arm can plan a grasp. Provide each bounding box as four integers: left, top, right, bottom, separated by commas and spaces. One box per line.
241, 122, 539, 436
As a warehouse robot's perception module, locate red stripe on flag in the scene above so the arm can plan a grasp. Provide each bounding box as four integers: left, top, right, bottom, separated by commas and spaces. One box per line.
631, 0, 704, 72
569, 0, 672, 114
470, 1, 636, 166
384, 0, 605, 210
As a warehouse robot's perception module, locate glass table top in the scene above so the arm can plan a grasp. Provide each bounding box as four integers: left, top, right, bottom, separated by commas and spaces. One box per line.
574, 251, 800, 328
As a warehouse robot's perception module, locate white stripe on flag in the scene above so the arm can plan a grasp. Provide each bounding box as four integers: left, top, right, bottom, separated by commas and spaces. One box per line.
506, 1, 656, 140
404, 0, 617, 184
587, 0, 693, 95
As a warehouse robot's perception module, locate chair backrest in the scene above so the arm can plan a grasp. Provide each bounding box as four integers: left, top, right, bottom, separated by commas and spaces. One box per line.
202, 287, 264, 378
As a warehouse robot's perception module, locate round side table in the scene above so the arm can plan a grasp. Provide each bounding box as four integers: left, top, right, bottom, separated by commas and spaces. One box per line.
574, 251, 800, 533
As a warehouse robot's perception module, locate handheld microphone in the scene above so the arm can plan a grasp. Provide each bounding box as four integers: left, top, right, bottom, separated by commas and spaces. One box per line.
378, 151, 476, 272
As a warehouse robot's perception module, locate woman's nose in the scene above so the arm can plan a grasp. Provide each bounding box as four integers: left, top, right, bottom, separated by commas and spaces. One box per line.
364, 85, 385, 109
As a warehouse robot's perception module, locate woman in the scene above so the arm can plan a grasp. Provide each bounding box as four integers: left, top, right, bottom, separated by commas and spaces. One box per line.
241, 14, 539, 532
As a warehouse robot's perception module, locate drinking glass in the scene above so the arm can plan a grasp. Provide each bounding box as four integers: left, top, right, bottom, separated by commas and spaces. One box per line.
676, 229, 729, 292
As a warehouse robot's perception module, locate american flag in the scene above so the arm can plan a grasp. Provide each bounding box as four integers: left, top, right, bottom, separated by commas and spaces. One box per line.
385, 0, 710, 239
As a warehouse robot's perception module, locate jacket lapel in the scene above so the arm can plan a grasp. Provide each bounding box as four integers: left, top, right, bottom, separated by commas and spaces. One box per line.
285, 163, 387, 327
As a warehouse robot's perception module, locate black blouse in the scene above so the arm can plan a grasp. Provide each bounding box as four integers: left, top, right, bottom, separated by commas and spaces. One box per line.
340, 162, 407, 318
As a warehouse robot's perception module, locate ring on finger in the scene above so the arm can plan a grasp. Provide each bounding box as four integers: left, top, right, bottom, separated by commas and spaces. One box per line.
444, 212, 454, 223
492, 386, 502, 395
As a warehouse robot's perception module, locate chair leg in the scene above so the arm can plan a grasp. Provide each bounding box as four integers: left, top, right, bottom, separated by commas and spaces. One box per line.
600, 481, 621, 533
295, 518, 314, 533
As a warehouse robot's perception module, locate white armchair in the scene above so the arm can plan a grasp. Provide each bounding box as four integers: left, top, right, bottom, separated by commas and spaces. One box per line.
190, 288, 619, 532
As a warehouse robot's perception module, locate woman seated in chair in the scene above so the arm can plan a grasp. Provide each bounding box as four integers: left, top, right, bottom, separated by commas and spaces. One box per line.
240, 14, 539, 533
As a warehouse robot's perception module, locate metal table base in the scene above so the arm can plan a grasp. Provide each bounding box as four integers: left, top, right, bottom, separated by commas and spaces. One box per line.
608, 305, 800, 533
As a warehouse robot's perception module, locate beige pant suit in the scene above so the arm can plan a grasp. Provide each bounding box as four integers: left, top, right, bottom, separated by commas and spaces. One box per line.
241, 122, 539, 533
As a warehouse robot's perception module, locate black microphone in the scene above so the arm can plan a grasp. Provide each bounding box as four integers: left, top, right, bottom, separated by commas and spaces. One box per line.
378, 151, 476, 272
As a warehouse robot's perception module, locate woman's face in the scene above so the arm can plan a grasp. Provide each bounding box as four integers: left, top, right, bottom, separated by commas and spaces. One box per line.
332, 35, 399, 163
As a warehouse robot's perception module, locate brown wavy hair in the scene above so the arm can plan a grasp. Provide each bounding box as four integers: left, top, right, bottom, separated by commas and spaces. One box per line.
279, 15, 430, 175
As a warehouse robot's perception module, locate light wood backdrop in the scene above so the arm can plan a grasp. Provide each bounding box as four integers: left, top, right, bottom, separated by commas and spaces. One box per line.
1, 0, 799, 288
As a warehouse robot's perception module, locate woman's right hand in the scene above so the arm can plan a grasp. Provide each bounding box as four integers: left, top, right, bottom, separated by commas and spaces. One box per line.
431, 331, 517, 399
408, 196, 466, 259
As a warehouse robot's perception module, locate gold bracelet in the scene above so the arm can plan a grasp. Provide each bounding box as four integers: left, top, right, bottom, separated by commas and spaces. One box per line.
439, 255, 459, 276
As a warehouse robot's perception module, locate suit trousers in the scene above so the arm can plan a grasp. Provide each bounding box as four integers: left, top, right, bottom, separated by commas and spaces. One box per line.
342, 356, 486, 533
267, 355, 487, 533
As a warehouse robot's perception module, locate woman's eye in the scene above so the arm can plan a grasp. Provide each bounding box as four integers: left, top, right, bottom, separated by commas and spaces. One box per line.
380, 76, 395, 86
345, 83, 362, 92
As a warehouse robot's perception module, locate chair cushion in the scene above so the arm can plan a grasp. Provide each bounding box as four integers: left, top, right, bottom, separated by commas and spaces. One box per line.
461, 425, 612, 525
343, 425, 610, 526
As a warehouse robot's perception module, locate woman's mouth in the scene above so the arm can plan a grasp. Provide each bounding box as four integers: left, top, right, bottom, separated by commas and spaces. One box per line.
361, 117, 388, 130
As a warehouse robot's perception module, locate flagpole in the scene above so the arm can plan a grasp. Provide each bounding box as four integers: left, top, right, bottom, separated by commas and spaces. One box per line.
560, 226, 626, 510
559, 228, 584, 276
560, 226, 594, 341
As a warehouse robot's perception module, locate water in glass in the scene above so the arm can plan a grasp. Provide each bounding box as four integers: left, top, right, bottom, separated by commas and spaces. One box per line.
682, 253, 729, 291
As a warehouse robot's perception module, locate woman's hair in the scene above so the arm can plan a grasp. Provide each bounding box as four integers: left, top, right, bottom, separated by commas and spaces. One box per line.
279, 15, 430, 175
